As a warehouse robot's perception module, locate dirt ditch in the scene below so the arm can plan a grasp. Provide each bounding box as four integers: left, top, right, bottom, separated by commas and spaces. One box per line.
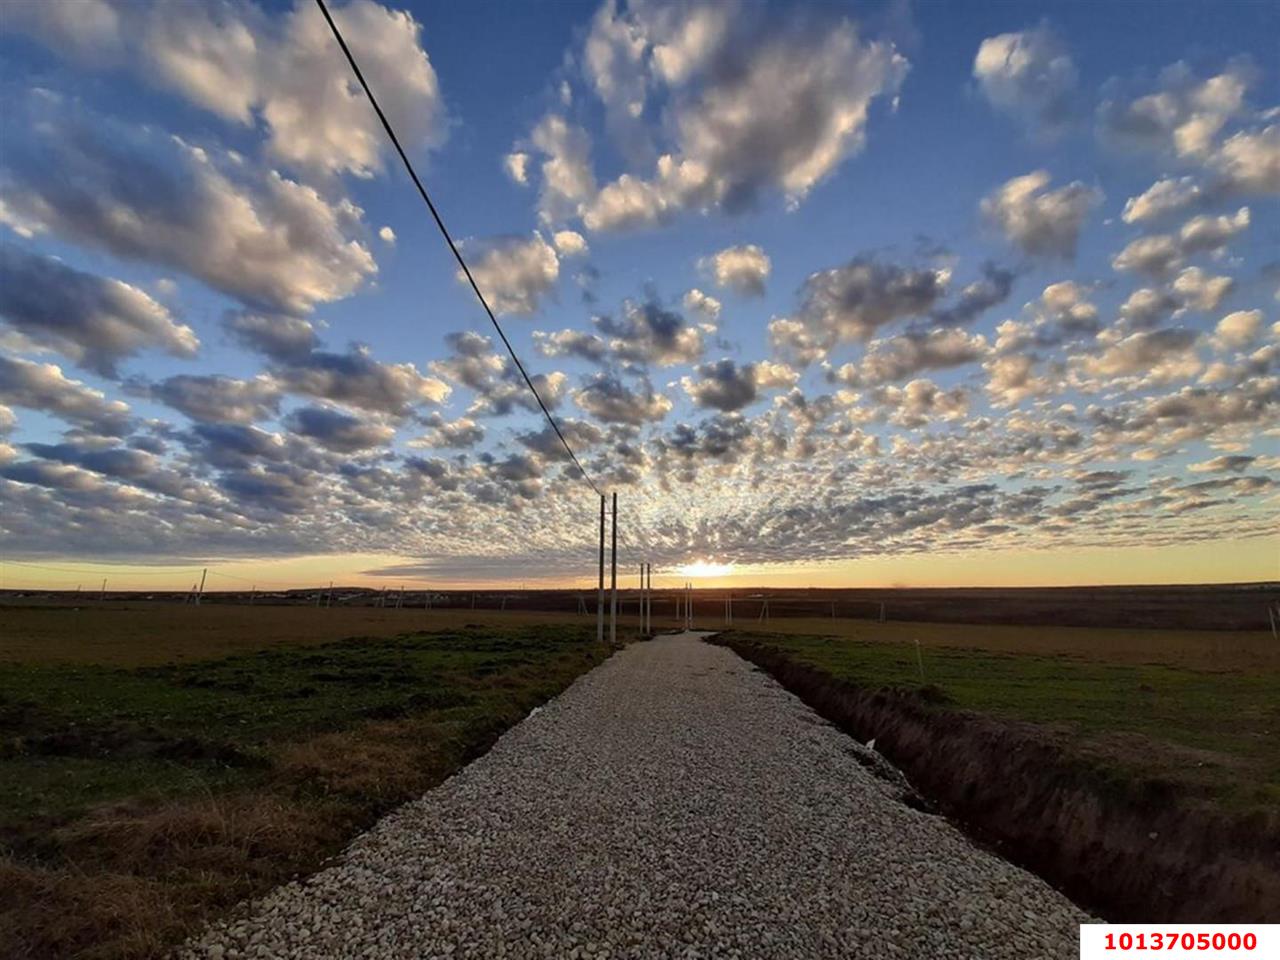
715, 635, 1280, 922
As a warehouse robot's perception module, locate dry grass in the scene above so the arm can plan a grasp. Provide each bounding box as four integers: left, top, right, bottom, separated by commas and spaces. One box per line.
0, 604, 647, 666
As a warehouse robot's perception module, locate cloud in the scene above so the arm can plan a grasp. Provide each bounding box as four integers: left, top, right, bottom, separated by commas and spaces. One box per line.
700, 244, 771, 296
378, 226, 396, 245
1098, 58, 1253, 161
872, 378, 969, 427
412, 413, 485, 449
595, 299, 704, 367
929, 262, 1016, 328
1212, 124, 1280, 194
573, 373, 672, 424
776, 257, 950, 363
983, 352, 1057, 407
1119, 287, 1180, 330
1121, 176, 1203, 224
284, 405, 394, 453
223, 311, 321, 362
516, 418, 604, 461
1076, 328, 1201, 384
2, 0, 447, 178
1097, 59, 1277, 199
682, 288, 722, 323
431, 331, 566, 418
148, 374, 281, 424
680, 358, 797, 412
552, 230, 589, 257
1179, 206, 1250, 255
1214, 310, 1263, 349
577, 1, 908, 229
533, 328, 609, 364
463, 233, 560, 315
973, 24, 1078, 139
275, 346, 450, 416
0, 243, 198, 376
1170, 266, 1234, 313
980, 170, 1101, 258
0, 96, 377, 315
1188, 454, 1255, 474
528, 115, 597, 224
0, 355, 132, 436
1111, 234, 1183, 277
834, 328, 989, 386
1038, 280, 1100, 337
504, 152, 530, 185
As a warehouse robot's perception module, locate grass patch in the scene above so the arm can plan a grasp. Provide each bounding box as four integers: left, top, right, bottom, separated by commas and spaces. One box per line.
721, 629, 1280, 810
0, 622, 616, 959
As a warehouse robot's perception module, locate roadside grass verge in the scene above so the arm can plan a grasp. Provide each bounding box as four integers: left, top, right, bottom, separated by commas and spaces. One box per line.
0, 623, 614, 959
714, 629, 1280, 922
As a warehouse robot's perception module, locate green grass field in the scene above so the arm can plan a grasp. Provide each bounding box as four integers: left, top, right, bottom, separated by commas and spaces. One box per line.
723, 629, 1280, 810
0, 618, 616, 960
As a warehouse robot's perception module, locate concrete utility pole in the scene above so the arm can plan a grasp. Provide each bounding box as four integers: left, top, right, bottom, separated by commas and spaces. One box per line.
610, 492, 618, 645
196, 568, 207, 606
597, 494, 605, 644
99, 578, 107, 602
638, 564, 644, 632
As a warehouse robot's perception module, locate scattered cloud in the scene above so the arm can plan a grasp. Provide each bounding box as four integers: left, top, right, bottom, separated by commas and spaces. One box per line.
0, 355, 132, 436
576, 0, 908, 230
2, 0, 448, 178
0, 96, 378, 315
700, 244, 771, 296
463, 233, 560, 315
0, 243, 198, 376
681, 358, 797, 411
973, 24, 1078, 139
284, 405, 394, 453
980, 170, 1101, 258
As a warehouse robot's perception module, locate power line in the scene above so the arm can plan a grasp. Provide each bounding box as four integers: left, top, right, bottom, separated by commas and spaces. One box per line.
312, 0, 601, 499
0, 559, 201, 577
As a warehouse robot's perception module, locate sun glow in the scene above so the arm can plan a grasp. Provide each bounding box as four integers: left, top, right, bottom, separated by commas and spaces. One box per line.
677, 560, 735, 578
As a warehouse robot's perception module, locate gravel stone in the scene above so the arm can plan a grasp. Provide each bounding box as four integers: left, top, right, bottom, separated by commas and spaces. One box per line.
177, 632, 1089, 959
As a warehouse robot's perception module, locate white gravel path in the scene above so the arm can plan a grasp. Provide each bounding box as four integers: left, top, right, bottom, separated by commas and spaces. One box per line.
179, 632, 1089, 959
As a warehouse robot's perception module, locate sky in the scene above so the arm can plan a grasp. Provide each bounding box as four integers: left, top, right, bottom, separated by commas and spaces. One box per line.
0, 0, 1277, 591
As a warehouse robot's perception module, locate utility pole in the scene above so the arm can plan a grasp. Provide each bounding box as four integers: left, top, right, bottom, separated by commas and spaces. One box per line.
597, 494, 605, 644
99, 578, 107, 602
638, 563, 644, 632
645, 562, 652, 633
610, 492, 618, 645
196, 567, 207, 606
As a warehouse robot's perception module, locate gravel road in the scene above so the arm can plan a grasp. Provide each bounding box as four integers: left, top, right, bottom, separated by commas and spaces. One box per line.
179, 632, 1088, 959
